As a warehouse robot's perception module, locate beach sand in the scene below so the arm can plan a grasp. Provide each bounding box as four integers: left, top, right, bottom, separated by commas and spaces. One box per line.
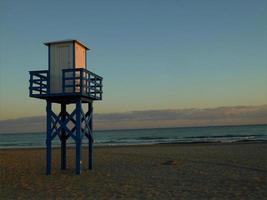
1, 142, 267, 199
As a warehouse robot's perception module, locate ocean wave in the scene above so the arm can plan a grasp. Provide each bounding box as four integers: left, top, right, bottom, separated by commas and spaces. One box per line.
184, 134, 264, 139
1, 125, 266, 149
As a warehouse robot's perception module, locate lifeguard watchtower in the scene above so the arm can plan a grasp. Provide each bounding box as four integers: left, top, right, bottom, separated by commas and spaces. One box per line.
29, 39, 103, 175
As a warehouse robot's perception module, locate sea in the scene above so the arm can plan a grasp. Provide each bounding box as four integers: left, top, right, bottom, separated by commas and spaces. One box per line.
0, 124, 266, 149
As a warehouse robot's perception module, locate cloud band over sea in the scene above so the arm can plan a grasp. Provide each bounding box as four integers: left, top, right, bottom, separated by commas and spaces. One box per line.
0, 105, 266, 133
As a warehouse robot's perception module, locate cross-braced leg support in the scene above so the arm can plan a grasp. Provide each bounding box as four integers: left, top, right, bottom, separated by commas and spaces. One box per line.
45, 100, 94, 175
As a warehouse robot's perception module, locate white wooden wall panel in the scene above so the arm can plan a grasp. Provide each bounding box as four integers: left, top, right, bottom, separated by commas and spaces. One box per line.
75, 43, 86, 68
50, 43, 73, 93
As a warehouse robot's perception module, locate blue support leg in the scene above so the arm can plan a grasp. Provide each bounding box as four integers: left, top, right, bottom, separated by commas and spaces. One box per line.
61, 104, 67, 170
61, 139, 66, 170
46, 101, 52, 175
75, 100, 82, 175
89, 138, 93, 170
89, 102, 93, 170
76, 140, 81, 175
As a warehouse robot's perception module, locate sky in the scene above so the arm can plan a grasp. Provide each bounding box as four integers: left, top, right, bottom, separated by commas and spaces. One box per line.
0, 0, 266, 131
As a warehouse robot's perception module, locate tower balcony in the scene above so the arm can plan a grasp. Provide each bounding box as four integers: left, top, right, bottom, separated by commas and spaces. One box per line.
29, 68, 103, 102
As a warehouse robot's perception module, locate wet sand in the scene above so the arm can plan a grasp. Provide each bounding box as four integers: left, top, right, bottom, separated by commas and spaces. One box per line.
1, 142, 267, 199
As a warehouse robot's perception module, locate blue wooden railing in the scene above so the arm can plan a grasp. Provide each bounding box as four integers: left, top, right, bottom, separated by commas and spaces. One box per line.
29, 70, 49, 97
29, 68, 103, 100
62, 68, 103, 100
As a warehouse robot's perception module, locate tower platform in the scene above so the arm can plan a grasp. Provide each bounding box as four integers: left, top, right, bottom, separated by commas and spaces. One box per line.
29, 68, 102, 102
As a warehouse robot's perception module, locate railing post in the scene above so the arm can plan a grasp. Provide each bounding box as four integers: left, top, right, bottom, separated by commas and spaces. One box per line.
40, 77, 43, 95
62, 70, 65, 94
73, 69, 75, 93
100, 78, 103, 100
88, 72, 91, 97
94, 76, 97, 99
86, 71, 90, 95
80, 69, 83, 95
47, 70, 50, 95
29, 72, 33, 96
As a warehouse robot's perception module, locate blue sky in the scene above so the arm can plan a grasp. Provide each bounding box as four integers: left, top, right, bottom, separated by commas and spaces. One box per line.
0, 0, 266, 120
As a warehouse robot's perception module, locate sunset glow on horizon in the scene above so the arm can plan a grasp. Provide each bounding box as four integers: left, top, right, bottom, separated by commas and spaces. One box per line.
0, 0, 266, 124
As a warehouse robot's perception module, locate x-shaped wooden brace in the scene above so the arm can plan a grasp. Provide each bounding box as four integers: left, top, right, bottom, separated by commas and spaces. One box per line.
49, 108, 77, 141
81, 108, 93, 141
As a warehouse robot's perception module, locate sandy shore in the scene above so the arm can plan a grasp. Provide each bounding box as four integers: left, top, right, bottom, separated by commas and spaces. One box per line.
1, 142, 267, 199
